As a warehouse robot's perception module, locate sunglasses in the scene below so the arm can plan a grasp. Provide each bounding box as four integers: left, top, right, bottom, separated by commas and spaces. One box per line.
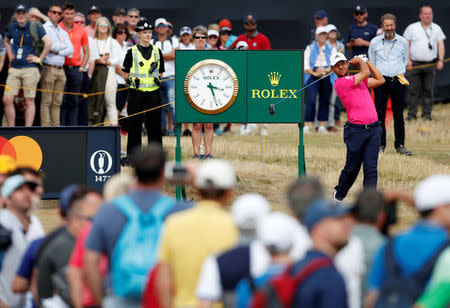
194, 35, 207, 39
50, 10, 63, 15
208, 35, 218, 39
23, 181, 39, 192
354, 12, 364, 16
99, 23, 109, 27
117, 31, 127, 34
157, 24, 167, 28
74, 20, 85, 24
245, 21, 256, 25
128, 15, 139, 18
220, 31, 231, 35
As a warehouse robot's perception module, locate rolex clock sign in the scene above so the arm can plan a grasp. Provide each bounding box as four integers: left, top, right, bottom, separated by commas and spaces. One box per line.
176, 51, 246, 123
175, 50, 303, 123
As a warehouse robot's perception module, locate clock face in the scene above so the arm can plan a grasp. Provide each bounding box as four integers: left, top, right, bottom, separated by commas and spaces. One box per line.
184, 59, 239, 114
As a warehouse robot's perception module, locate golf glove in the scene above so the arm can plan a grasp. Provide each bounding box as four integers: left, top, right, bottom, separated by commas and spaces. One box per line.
356, 54, 369, 63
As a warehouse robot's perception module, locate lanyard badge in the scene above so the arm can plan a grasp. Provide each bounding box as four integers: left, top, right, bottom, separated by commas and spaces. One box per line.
16, 33, 24, 59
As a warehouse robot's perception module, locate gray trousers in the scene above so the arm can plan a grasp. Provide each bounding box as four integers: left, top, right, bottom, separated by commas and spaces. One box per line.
406, 62, 436, 118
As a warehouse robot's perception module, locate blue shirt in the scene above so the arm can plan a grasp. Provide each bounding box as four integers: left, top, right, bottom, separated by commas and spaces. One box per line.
292, 250, 348, 308
5, 21, 46, 68
368, 33, 409, 77
86, 189, 192, 260
347, 23, 378, 56
368, 220, 448, 291
42, 21, 73, 66
16, 238, 43, 279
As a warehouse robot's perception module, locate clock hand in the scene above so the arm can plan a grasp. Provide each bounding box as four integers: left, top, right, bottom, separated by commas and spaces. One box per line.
207, 83, 219, 106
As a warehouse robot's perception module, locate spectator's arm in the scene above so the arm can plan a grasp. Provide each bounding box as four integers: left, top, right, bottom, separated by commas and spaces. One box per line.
364, 291, 379, 308
67, 266, 83, 308
12, 276, 30, 293
163, 49, 175, 61
437, 40, 445, 71
4, 36, 14, 62
38, 34, 52, 62
0, 299, 10, 308
31, 268, 39, 308
0, 53, 5, 72
84, 249, 103, 306
402, 39, 409, 69
157, 262, 174, 308
58, 32, 74, 57
80, 44, 90, 71
263, 36, 271, 50
368, 40, 376, 67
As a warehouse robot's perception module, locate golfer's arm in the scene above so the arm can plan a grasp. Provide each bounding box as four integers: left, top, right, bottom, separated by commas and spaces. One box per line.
366, 61, 385, 88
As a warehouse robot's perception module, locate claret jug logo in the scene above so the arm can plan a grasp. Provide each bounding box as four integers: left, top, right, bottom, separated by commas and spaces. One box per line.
251, 71, 297, 99
0, 136, 43, 171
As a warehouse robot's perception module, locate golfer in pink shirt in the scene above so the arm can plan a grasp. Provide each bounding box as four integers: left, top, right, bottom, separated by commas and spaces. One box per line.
330, 53, 385, 202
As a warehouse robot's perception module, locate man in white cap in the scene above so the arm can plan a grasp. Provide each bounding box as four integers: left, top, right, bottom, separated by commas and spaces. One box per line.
366, 174, 450, 308
235, 212, 295, 308
157, 160, 238, 308
0, 175, 45, 308
196, 193, 271, 308
330, 52, 385, 203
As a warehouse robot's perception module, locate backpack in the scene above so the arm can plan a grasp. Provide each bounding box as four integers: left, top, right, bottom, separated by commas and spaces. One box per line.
249, 257, 332, 308
111, 194, 175, 299
374, 238, 449, 308
29, 21, 45, 57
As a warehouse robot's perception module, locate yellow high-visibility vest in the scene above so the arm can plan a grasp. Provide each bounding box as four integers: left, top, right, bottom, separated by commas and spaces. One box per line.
129, 44, 160, 92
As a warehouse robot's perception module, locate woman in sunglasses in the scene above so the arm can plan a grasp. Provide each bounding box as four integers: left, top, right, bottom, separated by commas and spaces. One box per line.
88, 17, 122, 125
191, 26, 215, 159
112, 24, 130, 131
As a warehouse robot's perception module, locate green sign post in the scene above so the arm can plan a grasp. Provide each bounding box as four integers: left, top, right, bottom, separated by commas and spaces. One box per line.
175, 50, 305, 198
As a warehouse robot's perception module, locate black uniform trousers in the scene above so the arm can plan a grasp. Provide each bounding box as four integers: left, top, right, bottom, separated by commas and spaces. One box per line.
373, 77, 406, 149
126, 88, 162, 155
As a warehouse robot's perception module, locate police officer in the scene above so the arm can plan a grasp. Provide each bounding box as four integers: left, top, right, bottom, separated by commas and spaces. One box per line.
121, 20, 165, 166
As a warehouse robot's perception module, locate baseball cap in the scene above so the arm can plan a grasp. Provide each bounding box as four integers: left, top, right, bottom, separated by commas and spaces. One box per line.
15, 4, 27, 12
244, 14, 256, 23
304, 199, 351, 232
113, 8, 126, 16
194, 159, 236, 190
257, 212, 295, 253
88, 5, 100, 14
330, 52, 347, 66
315, 26, 328, 35
314, 9, 327, 19
326, 24, 338, 33
219, 19, 232, 30
231, 193, 271, 230
354, 4, 367, 13
415, 174, 450, 211
59, 184, 79, 216
236, 41, 249, 50
1, 175, 27, 198
135, 20, 153, 32
155, 18, 168, 27
207, 29, 219, 37
180, 26, 192, 35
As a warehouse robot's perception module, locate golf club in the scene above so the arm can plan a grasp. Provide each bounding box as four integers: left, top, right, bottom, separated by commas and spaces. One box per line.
269, 72, 333, 115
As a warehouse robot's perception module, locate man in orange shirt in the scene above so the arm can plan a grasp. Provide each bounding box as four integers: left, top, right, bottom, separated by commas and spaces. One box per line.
59, 2, 89, 126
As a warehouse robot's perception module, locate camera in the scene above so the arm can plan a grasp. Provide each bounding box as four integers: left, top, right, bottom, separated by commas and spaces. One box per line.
164, 162, 189, 185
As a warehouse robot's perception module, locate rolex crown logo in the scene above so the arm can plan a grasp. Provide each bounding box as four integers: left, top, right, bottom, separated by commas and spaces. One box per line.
268, 72, 281, 87
209, 67, 214, 74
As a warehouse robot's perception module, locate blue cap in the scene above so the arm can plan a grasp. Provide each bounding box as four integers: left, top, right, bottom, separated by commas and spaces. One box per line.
59, 185, 78, 216
15, 4, 27, 12
304, 199, 350, 232
1, 175, 26, 198
314, 10, 327, 19
244, 14, 256, 23
354, 4, 367, 13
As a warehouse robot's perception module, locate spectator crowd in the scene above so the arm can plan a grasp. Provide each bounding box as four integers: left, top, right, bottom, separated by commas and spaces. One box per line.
0, 3, 446, 160
0, 143, 449, 308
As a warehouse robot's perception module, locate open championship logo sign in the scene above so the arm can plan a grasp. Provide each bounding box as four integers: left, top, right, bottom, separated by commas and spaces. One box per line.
90, 150, 113, 175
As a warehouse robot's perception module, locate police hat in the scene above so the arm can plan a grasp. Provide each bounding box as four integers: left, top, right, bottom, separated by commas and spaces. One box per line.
135, 20, 153, 32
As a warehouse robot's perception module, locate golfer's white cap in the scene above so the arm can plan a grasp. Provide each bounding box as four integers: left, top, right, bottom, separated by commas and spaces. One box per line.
415, 174, 450, 211
195, 159, 236, 190
315, 26, 328, 35
231, 193, 271, 230
257, 212, 295, 253
330, 52, 347, 66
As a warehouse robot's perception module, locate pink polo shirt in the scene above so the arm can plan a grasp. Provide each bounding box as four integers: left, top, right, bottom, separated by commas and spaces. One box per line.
334, 75, 378, 125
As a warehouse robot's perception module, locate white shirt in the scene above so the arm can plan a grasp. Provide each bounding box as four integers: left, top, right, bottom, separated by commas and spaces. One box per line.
304, 43, 336, 71
42, 21, 73, 66
196, 241, 271, 300
89, 37, 122, 71
0, 209, 45, 308
403, 21, 446, 62
115, 41, 129, 84
179, 42, 195, 50
290, 221, 365, 308
151, 36, 179, 77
